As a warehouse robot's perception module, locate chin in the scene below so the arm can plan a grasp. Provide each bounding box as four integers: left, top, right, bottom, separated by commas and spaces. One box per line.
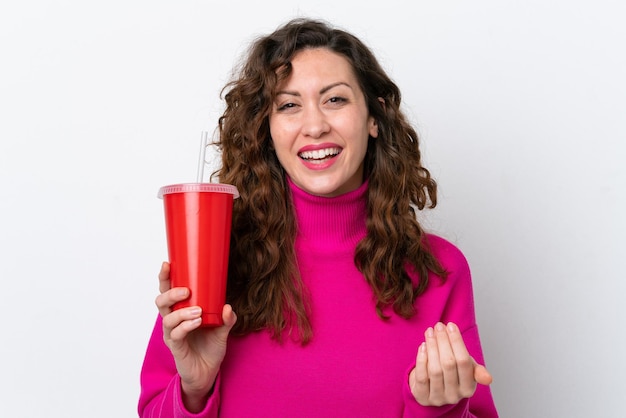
297, 180, 340, 197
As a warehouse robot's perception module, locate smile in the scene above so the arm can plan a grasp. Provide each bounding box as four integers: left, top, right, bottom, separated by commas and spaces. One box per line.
298, 147, 342, 163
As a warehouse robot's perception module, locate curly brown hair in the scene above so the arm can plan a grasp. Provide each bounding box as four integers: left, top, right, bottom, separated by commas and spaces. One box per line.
213, 18, 446, 343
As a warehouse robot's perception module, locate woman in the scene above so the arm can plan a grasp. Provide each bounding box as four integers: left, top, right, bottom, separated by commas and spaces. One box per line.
139, 18, 498, 417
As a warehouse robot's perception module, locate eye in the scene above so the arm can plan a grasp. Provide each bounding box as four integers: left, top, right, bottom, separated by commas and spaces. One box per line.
276, 102, 298, 112
328, 96, 347, 104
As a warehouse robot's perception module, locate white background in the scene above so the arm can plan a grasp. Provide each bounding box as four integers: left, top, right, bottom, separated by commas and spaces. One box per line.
1, 1, 624, 417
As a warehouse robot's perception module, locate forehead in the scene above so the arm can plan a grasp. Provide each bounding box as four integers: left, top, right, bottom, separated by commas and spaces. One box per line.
281, 48, 359, 86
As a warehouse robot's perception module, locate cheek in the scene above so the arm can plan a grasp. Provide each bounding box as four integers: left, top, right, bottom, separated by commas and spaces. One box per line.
269, 130, 286, 155
268, 128, 290, 164
269, 117, 277, 141
269, 118, 289, 144
269, 122, 283, 151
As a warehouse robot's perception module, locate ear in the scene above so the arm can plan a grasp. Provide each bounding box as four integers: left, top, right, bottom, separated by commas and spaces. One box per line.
368, 97, 385, 138
369, 117, 379, 138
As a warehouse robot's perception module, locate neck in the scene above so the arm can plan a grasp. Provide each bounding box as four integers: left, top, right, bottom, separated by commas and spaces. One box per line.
288, 178, 368, 251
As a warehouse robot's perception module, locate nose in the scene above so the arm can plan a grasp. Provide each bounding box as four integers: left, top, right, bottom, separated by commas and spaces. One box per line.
301, 105, 330, 138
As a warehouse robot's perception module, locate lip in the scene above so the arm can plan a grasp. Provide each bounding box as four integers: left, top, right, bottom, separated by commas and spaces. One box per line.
298, 142, 342, 153
297, 142, 342, 171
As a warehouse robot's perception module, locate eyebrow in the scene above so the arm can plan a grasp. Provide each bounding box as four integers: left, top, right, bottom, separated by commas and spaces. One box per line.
275, 82, 353, 97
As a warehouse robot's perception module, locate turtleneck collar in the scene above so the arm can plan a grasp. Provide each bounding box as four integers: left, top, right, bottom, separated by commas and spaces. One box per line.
288, 177, 369, 252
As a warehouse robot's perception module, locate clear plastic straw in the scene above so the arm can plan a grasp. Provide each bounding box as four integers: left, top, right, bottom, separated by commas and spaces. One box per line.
196, 131, 209, 183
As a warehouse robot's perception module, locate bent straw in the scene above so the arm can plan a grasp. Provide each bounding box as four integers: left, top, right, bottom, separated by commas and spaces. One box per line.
196, 131, 209, 183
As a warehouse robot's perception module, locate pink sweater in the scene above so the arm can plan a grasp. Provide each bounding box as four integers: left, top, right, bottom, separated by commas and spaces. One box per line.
139, 180, 498, 417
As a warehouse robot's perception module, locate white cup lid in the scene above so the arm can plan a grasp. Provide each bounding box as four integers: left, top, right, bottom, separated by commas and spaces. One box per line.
158, 183, 240, 199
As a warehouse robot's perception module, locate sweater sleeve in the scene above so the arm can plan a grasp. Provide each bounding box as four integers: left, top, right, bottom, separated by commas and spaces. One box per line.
138, 316, 221, 418
401, 236, 499, 417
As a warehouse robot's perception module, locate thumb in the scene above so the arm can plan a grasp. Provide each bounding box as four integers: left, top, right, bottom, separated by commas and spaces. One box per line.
221, 304, 237, 331
473, 362, 493, 386
212, 304, 237, 344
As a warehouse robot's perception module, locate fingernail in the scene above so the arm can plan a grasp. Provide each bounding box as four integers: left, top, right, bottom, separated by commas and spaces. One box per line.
447, 322, 457, 333
177, 288, 188, 298
189, 307, 202, 316
426, 327, 434, 338
435, 322, 445, 332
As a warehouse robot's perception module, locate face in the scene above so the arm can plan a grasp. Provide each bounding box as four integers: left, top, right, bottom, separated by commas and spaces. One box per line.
269, 48, 378, 197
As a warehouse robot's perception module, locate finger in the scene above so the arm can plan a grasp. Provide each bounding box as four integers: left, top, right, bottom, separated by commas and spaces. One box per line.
411, 342, 430, 404
167, 307, 204, 343
434, 322, 464, 401
155, 287, 190, 317
221, 304, 237, 329
446, 322, 476, 398
158, 262, 171, 294
424, 326, 444, 401
209, 304, 238, 341
163, 306, 202, 333
473, 363, 493, 386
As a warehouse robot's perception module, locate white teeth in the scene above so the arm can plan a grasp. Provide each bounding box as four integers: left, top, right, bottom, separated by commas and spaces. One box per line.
299, 147, 341, 160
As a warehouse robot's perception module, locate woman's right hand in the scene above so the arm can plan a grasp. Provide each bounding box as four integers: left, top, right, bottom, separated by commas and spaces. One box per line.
155, 262, 237, 413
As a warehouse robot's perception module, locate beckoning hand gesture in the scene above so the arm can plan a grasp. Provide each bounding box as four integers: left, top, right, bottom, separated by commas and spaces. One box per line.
409, 322, 493, 406
155, 262, 237, 412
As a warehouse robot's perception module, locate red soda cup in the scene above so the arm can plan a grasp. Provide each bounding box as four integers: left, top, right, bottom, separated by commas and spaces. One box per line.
158, 183, 239, 326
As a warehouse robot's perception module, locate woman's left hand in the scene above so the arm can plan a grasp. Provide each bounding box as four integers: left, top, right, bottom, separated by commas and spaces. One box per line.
409, 322, 493, 406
